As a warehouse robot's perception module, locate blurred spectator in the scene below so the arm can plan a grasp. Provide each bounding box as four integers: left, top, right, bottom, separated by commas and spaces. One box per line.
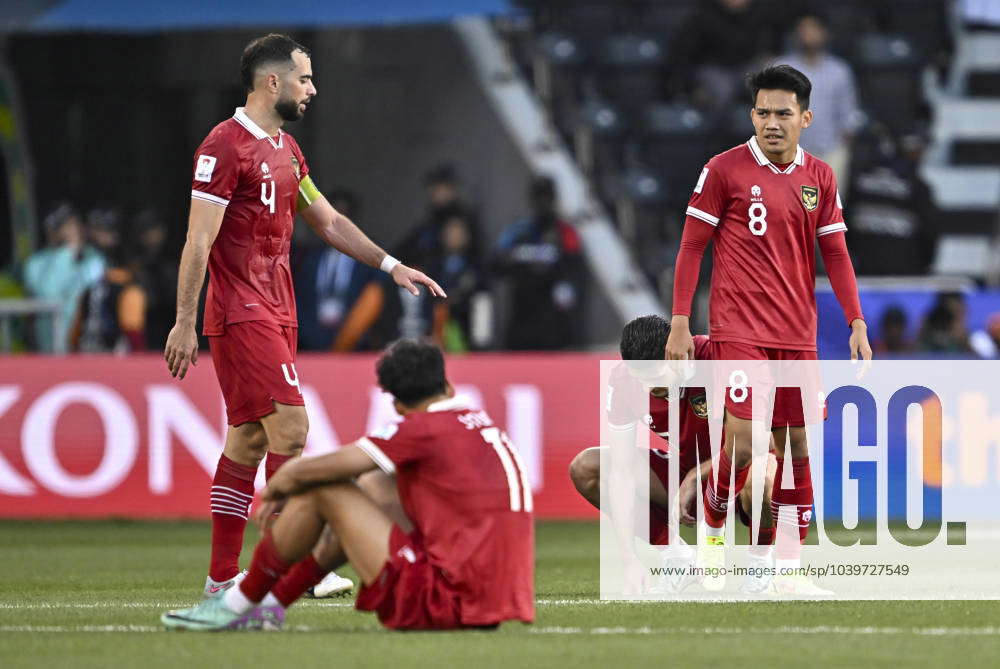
75, 209, 147, 352
873, 305, 912, 355
971, 313, 1000, 358
134, 209, 177, 350
845, 129, 939, 276
494, 176, 585, 350
438, 211, 487, 351
22, 203, 104, 351
397, 164, 480, 276
779, 11, 863, 187
918, 292, 972, 354
294, 190, 383, 351
669, 0, 784, 114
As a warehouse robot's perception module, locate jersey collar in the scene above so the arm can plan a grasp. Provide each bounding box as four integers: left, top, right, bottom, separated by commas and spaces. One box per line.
746, 136, 803, 174
233, 107, 284, 149
427, 395, 472, 413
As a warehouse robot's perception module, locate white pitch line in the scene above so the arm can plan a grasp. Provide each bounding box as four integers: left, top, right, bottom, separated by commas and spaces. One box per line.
530, 626, 1000, 636
0, 599, 598, 611
2, 624, 999, 636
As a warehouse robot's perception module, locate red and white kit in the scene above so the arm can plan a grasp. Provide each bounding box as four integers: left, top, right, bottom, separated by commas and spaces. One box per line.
673, 136, 862, 425
191, 107, 310, 425
355, 397, 535, 630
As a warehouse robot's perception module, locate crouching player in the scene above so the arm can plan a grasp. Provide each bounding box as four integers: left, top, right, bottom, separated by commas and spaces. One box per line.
162, 339, 534, 631
569, 315, 777, 594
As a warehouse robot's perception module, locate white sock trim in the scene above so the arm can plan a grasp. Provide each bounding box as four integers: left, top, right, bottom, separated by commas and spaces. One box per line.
706, 525, 724, 538
223, 584, 255, 614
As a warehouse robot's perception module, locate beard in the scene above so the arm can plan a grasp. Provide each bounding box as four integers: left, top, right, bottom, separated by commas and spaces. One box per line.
275, 95, 305, 122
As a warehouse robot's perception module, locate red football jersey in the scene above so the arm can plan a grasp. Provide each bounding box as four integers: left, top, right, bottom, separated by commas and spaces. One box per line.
191, 108, 309, 335
684, 137, 847, 351
358, 397, 535, 625
607, 335, 713, 475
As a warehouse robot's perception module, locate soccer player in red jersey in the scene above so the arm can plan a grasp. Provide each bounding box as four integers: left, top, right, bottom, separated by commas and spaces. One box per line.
162, 34, 445, 598
665, 65, 872, 593
570, 315, 777, 594
162, 340, 535, 631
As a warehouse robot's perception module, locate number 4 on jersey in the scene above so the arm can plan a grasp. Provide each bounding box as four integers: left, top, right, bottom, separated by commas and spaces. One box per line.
261, 181, 275, 214
480, 427, 533, 512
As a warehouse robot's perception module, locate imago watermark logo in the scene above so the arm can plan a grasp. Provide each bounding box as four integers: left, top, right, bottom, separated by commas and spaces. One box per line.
598, 360, 995, 601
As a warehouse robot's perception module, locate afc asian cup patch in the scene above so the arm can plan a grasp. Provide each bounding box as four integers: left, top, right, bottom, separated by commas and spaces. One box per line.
290, 155, 300, 179
194, 155, 217, 182
800, 185, 819, 211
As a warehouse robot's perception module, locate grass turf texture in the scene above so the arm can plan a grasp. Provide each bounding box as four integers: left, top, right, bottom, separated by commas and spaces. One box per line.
1, 520, 996, 668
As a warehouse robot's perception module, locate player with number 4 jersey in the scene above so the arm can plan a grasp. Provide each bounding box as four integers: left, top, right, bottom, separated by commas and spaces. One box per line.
164, 34, 445, 602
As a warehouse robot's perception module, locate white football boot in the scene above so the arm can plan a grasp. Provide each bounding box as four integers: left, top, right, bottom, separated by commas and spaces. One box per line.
306, 571, 354, 598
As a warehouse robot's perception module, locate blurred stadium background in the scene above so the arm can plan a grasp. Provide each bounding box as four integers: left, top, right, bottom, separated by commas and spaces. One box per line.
1, 0, 999, 521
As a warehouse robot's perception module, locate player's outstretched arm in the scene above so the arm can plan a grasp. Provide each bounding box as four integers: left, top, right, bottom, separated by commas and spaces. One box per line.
165, 199, 225, 379
300, 193, 446, 298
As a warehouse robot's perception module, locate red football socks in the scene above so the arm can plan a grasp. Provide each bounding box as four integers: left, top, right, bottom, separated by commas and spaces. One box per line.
271, 554, 329, 608
265, 452, 294, 481
703, 448, 750, 528
771, 457, 814, 560
209, 454, 257, 582
239, 533, 292, 603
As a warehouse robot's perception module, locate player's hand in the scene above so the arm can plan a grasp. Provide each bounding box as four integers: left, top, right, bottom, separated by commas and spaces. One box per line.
164, 322, 199, 379
848, 319, 873, 380
677, 470, 700, 526
252, 498, 286, 533
622, 553, 650, 597
665, 317, 694, 361
390, 264, 447, 298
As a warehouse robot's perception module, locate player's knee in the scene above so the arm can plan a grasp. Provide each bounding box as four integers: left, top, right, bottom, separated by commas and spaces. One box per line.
569, 448, 600, 496
275, 422, 308, 456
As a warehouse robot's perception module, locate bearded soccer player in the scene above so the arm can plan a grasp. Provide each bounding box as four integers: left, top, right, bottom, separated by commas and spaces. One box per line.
570, 315, 777, 594
666, 65, 871, 593
162, 339, 535, 631
163, 34, 445, 599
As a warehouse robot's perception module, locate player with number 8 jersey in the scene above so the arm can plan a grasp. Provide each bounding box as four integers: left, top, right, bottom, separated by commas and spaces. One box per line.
666, 65, 871, 591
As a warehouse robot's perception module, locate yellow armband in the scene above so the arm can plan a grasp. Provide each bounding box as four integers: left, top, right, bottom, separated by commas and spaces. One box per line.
297, 175, 322, 211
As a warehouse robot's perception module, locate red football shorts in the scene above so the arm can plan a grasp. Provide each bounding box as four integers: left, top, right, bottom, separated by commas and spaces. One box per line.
355, 525, 469, 630
209, 321, 304, 426
708, 341, 822, 428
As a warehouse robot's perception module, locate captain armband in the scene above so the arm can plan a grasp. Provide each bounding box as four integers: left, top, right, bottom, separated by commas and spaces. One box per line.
297, 175, 322, 211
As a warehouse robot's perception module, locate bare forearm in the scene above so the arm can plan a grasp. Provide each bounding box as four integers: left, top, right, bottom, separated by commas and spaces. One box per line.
317, 214, 387, 268
174, 241, 210, 326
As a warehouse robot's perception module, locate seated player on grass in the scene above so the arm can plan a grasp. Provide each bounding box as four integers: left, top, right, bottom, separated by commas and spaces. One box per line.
569, 315, 778, 594
162, 339, 535, 631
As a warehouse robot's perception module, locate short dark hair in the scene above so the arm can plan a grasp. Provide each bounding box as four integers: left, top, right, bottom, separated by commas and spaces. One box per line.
376, 339, 448, 406
620, 315, 670, 360
748, 64, 811, 111
240, 34, 309, 93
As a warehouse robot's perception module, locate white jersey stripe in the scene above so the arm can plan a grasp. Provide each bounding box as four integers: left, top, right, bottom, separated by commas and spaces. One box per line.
816, 222, 848, 237
686, 206, 720, 226
357, 437, 397, 475
191, 191, 229, 207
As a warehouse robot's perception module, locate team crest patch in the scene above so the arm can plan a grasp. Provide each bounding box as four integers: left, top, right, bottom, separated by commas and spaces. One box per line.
290, 155, 300, 179
800, 185, 819, 211
689, 393, 708, 419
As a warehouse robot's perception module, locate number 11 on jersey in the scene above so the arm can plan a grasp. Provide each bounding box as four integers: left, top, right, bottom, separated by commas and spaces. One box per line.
480, 427, 533, 512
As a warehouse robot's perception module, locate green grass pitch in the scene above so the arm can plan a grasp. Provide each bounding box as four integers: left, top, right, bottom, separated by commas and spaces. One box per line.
2, 520, 997, 668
